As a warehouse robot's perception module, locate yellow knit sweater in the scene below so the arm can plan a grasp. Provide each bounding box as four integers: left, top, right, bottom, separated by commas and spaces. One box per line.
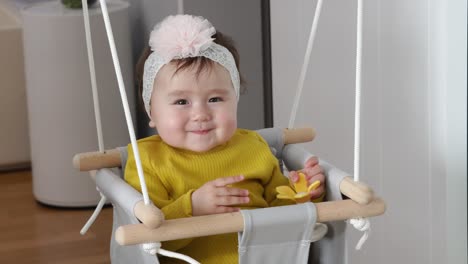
125, 129, 293, 264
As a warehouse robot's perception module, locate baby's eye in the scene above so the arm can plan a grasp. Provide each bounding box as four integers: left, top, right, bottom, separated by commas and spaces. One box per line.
174, 99, 188, 105
208, 97, 223, 103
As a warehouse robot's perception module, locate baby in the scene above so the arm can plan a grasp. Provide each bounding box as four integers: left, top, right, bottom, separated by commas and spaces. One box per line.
125, 14, 325, 264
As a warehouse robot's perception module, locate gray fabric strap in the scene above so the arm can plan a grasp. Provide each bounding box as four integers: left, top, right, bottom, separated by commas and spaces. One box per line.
238, 203, 317, 264
256, 127, 284, 158
282, 144, 348, 264
95, 169, 158, 264
95, 168, 142, 218
118, 146, 129, 178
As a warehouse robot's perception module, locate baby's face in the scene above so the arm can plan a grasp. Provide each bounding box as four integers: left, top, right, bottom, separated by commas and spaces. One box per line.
149, 62, 238, 152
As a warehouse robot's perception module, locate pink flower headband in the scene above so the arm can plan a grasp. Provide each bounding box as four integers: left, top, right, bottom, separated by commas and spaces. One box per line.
142, 14, 240, 116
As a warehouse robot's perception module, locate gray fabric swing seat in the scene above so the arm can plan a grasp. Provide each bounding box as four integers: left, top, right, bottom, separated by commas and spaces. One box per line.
92, 127, 353, 264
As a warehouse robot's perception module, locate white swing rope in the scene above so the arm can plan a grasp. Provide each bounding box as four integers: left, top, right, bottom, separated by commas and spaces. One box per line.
79, 0, 107, 235
96, 0, 151, 207
142, 2, 200, 263
287, 0, 369, 250
138, 1, 198, 263
288, 0, 323, 129
139, 1, 197, 262
79, 0, 196, 263
177, 0, 184, 15
349, 0, 371, 250
143, 243, 200, 264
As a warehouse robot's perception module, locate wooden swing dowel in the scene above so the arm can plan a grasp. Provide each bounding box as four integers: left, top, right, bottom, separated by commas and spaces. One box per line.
73, 128, 316, 171
339, 176, 375, 205
283, 127, 315, 144
134, 201, 165, 229
116, 211, 244, 246
73, 148, 122, 171
316, 197, 385, 223
115, 197, 386, 246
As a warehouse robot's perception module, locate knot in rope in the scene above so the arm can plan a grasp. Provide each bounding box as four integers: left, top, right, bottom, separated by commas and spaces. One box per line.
142, 242, 200, 264
349, 217, 370, 250
142, 242, 161, 256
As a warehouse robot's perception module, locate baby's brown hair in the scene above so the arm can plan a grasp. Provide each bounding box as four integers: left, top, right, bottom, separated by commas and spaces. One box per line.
135, 31, 245, 106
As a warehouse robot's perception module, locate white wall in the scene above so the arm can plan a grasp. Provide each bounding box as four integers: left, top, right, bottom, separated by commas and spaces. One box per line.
445, 1, 467, 263
271, 0, 466, 263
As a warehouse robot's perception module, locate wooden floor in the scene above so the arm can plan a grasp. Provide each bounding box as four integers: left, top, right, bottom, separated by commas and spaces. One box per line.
0, 170, 113, 264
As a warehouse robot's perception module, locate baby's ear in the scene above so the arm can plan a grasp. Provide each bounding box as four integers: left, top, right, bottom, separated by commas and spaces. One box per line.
149, 120, 156, 128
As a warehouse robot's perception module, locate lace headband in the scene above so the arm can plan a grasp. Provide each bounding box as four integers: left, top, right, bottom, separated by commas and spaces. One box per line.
142, 15, 240, 116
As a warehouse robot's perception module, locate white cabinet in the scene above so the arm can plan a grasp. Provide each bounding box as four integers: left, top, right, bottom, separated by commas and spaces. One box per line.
22, 0, 134, 207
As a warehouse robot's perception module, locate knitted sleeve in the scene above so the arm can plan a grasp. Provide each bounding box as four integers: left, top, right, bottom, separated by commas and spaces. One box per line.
124, 143, 195, 251
249, 132, 294, 207
264, 158, 294, 207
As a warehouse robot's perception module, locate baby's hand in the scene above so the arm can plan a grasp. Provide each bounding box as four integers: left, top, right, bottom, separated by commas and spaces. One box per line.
289, 156, 325, 200
191, 175, 250, 216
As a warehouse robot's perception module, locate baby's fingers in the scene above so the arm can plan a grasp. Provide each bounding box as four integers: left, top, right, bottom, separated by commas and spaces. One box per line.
302, 164, 323, 178
308, 173, 325, 187
216, 187, 249, 197
304, 156, 319, 168
216, 195, 250, 206
310, 185, 325, 200
289, 171, 299, 183
214, 175, 245, 187
215, 206, 241, 214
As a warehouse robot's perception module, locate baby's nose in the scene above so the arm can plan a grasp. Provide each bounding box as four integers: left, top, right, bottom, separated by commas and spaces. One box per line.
192, 105, 211, 121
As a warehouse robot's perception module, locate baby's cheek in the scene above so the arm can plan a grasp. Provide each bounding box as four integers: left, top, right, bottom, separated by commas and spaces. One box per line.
155, 115, 185, 142
220, 112, 237, 130
165, 118, 182, 130
160, 111, 185, 129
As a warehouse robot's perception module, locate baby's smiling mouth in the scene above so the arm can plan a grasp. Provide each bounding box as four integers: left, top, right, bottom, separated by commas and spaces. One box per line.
190, 129, 212, 135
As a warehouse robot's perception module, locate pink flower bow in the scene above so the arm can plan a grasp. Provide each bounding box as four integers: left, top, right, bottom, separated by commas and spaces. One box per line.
149, 15, 216, 62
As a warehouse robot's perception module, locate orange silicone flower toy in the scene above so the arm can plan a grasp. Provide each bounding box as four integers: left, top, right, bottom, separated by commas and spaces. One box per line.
276, 172, 321, 203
